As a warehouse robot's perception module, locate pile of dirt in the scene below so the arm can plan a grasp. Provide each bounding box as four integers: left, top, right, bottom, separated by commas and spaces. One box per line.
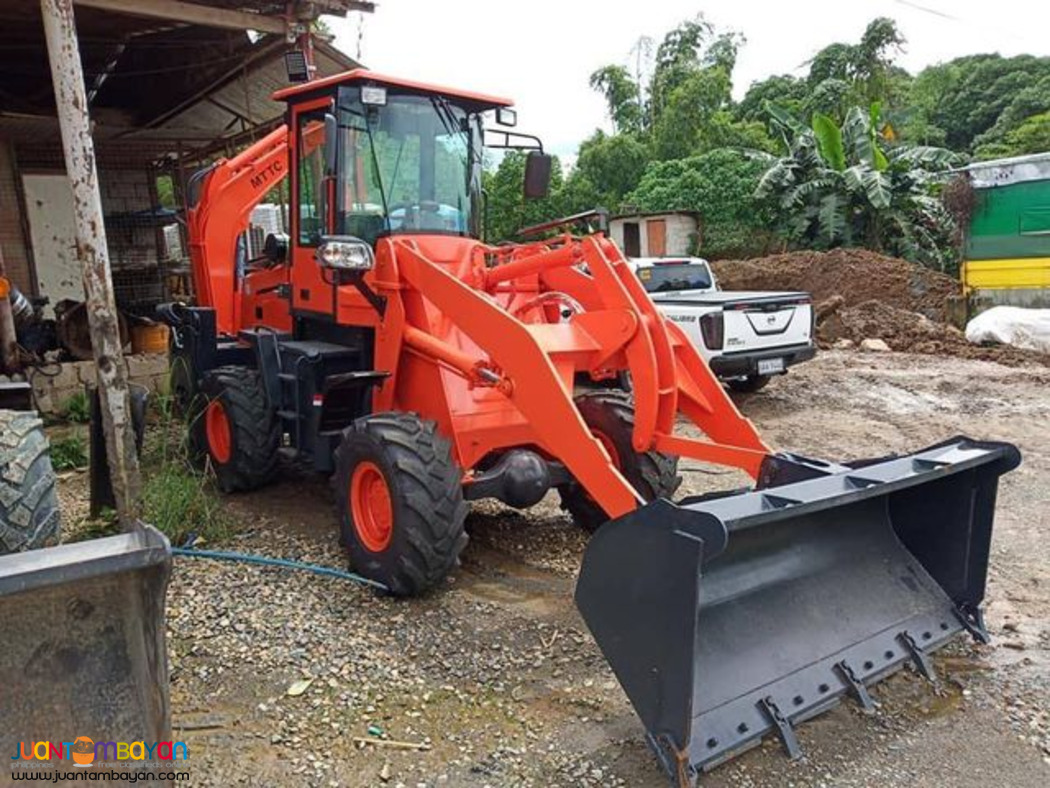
712, 248, 1048, 366
819, 300, 1050, 367
710, 248, 959, 321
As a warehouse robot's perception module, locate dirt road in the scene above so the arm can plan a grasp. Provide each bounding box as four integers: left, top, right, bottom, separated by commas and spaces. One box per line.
143, 350, 1050, 786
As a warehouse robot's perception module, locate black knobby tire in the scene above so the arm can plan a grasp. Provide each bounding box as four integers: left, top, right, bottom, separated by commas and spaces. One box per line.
333, 412, 468, 596
193, 366, 280, 492
558, 390, 681, 533
727, 374, 771, 394
0, 409, 60, 554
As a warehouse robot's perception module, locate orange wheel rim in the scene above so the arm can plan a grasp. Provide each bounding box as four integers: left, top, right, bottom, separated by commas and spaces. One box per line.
350, 461, 394, 552
205, 400, 232, 464
593, 430, 621, 469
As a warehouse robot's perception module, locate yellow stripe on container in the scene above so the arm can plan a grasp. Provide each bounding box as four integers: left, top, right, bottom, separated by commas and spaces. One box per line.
962, 257, 1050, 290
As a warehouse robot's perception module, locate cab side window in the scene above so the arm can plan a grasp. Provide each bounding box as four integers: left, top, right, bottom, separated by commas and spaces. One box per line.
298, 113, 327, 246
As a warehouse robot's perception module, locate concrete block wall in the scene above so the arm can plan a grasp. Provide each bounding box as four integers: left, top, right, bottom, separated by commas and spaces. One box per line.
100, 168, 154, 216
664, 214, 699, 256
29, 352, 170, 415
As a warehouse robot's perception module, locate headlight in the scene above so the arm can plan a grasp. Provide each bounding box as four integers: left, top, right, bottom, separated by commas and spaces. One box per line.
316, 237, 375, 270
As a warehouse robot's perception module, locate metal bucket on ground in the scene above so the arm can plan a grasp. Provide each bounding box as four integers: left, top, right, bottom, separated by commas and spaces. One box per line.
0, 526, 172, 767
575, 437, 1020, 787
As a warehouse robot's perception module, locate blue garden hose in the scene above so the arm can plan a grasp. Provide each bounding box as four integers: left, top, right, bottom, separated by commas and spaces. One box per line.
171, 547, 388, 591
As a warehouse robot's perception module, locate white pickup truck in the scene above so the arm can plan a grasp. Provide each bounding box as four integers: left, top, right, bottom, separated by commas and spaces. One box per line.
631, 257, 816, 392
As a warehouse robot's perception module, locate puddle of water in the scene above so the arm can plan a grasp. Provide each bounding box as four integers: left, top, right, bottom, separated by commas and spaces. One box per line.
457, 547, 573, 618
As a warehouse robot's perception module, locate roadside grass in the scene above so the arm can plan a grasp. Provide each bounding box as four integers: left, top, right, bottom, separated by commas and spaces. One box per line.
60, 391, 91, 424
140, 393, 233, 547
48, 386, 236, 546
50, 430, 88, 470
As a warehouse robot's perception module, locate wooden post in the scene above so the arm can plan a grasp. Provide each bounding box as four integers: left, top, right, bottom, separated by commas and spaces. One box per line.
41, 0, 141, 526
0, 244, 19, 375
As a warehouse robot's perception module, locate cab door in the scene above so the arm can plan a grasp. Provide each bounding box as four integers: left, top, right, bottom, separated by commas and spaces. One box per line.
289, 99, 338, 320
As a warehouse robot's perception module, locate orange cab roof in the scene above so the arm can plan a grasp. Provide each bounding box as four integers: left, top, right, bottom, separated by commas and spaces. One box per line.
273, 69, 513, 108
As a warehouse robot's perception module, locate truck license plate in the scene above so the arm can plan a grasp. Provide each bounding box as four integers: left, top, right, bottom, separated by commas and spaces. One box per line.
757, 358, 785, 375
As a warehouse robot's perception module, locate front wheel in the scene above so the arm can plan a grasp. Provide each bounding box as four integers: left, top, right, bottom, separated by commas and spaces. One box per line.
727, 374, 771, 393
558, 390, 681, 533
333, 413, 468, 596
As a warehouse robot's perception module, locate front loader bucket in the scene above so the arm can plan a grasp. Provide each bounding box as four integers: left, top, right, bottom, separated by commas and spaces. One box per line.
0, 526, 172, 760
575, 438, 1020, 786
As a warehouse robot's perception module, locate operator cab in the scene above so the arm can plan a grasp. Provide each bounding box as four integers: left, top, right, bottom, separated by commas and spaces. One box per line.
274, 70, 551, 255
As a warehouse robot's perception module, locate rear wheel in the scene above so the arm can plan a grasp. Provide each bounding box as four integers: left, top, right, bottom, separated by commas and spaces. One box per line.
727, 374, 771, 393
334, 413, 468, 596
192, 366, 280, 492
0, 409, 60, 554
558, 390, 681, 533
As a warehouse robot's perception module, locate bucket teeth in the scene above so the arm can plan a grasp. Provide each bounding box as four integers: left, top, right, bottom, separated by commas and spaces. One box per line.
835, 660, 875, 712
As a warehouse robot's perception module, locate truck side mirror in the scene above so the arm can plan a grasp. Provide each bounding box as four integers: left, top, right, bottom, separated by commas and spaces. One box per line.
323, 113, 338, 176
523, 151, 552, 200
496, 107, 517, 127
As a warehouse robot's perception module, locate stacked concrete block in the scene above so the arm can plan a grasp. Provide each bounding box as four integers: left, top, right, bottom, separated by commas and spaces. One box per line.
29, 353, 171, 415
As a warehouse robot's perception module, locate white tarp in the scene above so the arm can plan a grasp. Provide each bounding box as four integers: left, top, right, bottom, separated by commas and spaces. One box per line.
966, 306, 1050, 353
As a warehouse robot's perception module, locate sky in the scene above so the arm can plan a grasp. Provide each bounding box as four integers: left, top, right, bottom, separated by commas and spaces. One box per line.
328, 0, 1050, 162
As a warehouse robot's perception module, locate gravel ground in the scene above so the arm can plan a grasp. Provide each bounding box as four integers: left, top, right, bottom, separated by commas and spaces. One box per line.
54, 349, 1050, 786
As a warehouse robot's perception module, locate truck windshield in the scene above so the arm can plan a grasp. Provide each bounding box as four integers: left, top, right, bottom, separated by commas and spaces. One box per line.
636, 263, 713, 293
335, 87, 482, 245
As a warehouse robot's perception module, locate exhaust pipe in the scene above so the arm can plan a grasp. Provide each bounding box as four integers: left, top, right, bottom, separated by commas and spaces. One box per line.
575, 438, 1020, 786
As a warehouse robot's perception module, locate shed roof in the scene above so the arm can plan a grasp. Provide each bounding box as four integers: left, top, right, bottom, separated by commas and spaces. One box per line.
0, 0, 359, 162
610, 210, 701, 221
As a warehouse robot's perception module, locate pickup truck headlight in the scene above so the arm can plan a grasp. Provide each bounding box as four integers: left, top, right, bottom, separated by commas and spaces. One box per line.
316, 237, 375, 270
699, 312, 724, 350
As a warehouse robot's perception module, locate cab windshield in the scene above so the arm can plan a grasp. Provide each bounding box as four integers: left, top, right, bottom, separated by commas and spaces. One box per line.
334, 86, 483, 245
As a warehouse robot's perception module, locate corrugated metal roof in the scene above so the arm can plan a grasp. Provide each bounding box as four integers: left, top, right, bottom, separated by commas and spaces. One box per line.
963, 152, 1050, 189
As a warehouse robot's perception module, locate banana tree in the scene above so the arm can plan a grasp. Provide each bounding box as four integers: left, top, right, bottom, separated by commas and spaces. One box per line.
755, 103, 962, 269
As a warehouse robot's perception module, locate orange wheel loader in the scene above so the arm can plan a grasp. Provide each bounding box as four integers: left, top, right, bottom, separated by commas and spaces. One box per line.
159, 69, 1021, 786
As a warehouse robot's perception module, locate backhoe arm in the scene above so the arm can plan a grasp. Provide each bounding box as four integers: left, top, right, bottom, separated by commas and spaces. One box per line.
187, 125, 290, 336
186, 121, 325, 336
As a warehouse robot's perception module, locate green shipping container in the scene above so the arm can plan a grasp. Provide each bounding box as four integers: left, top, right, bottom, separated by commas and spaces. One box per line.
962, 153, 1050, 309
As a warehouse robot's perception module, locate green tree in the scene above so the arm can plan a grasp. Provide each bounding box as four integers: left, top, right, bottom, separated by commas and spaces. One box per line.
736, 75, 808, 123
971, 74, 1050, 156
651, 66, 734, 159
573, 130, 650, 210
908, 54, 1050, 151
756, 104, 961, 269
589, 65, 644, 134
975, 111, 1050, 159
803, 18, 908, 123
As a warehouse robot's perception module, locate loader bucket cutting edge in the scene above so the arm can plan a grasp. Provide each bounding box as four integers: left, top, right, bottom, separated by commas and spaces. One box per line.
575, 438, 1020, 785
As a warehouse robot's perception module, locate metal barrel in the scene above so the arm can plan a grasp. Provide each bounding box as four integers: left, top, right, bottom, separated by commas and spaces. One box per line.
0, 526, 172, 766
575, 438, 1020, 787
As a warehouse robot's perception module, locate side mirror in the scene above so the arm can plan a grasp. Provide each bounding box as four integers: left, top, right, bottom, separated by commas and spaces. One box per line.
523, 151, 552, 200
323, 113, 338, 176
496, 107, 517, 127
